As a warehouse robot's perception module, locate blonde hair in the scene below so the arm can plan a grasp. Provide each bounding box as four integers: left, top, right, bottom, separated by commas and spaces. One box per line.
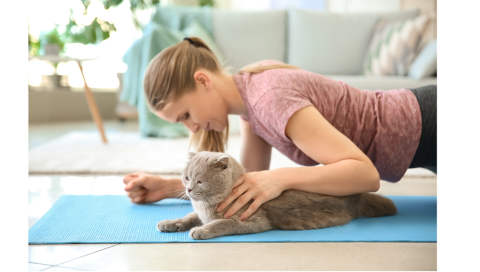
143, 37, 301, 153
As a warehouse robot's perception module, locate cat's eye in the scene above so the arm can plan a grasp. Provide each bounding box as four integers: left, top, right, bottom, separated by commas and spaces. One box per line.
185, 176, 189, 181
197, 180, 203, 184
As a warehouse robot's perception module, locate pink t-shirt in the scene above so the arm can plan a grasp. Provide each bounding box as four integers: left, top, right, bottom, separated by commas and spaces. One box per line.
232, 60, 422, 182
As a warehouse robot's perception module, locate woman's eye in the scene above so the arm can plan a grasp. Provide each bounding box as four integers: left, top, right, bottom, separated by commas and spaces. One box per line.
197, 180, 203, 184
185, 176, 189, 181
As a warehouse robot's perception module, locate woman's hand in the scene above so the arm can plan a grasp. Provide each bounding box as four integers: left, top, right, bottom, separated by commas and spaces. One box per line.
215, 170, 286, 221
123, 172, 183, 204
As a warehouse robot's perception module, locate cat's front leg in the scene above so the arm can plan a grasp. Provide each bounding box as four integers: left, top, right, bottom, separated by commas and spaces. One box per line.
157, 211, 202, 233
189, 216, 272, 240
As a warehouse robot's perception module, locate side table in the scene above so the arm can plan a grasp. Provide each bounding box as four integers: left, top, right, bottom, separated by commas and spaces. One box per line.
28, 55, 108, 143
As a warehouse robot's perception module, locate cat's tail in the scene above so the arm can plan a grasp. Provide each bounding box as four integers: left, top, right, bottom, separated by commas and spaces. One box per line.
353, 193, 397, 218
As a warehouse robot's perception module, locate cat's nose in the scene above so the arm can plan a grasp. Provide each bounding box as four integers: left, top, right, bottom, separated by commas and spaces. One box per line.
188, 189, 192, 193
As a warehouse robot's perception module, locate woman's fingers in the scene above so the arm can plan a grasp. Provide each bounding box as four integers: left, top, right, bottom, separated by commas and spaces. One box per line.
123, 173, 140, 185
127, 188, 147, 199
131, 195, 146, 203
124, 176, 146, 191
223, 190, 255, 219
216, 176, 246, 212
216, 184, 247, 212
128, 188, 147, 203
239, 198, 264, 221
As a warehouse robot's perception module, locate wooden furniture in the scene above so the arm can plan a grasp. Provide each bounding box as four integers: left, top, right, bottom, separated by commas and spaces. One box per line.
28, 55, 108, 144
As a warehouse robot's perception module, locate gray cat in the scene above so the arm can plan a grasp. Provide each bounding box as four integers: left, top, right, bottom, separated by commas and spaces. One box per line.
157, 151, 397, 240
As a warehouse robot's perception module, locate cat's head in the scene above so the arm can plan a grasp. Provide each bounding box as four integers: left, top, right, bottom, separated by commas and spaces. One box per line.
182, 151, 245, 203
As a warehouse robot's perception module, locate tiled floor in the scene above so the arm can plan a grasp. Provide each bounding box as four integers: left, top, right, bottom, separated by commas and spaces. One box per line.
28, 120, 437, 271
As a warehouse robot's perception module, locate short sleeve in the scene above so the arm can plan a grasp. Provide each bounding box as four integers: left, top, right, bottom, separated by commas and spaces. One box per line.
240, 115, 249, 121
254, 88, 313, 143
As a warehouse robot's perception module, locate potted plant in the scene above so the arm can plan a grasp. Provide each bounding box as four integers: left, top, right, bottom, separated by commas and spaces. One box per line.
28, 0, 216, 90
41, 28, 66, 56
30, 28, 69, 90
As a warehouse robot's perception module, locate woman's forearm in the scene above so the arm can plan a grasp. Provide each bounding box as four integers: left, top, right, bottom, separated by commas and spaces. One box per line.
273, 160, 380, 196
166, 177, 186, 199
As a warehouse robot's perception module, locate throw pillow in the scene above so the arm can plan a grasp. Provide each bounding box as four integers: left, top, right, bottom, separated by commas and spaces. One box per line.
408, 39, 437, 80
362, 13, 433, 76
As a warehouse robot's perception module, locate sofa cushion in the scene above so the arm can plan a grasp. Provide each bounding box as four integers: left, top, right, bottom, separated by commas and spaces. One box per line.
326, 75, 437, 91
212, 10, 286, 72
362, 13, 433, 76
287, 8, 419, 75
408, 39, 437, 80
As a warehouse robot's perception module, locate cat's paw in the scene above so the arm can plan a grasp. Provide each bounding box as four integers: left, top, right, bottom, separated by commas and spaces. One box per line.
157, 219, 188, 232
189, 226, 211, 240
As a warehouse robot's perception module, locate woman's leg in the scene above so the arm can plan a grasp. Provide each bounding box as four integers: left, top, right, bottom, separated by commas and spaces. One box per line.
408, 85, 437, 174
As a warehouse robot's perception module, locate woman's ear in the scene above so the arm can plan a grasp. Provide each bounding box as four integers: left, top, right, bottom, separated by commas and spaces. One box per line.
194, 70, 211, 91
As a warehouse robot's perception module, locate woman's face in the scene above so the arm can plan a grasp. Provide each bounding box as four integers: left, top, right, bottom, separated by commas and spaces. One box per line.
154, 70, 229, 133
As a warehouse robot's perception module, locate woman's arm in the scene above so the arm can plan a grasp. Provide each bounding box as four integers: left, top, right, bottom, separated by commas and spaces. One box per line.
268, 162, 379, 197
239, 116, 272, 173
280, 105, 380, 195
217, 106, 380, 220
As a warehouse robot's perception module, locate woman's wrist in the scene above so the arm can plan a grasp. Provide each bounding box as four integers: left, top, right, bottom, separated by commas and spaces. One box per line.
166, 177, 185, 198
264, 168, 292, 192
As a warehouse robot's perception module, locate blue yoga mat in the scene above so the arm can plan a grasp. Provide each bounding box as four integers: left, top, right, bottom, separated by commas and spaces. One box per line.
29, 195, 437, 244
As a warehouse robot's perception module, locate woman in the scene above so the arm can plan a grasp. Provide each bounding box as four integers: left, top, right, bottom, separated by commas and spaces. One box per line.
123, 37, 436, 221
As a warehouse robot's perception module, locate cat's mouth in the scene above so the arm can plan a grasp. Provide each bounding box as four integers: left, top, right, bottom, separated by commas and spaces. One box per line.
186, 190, 197, 200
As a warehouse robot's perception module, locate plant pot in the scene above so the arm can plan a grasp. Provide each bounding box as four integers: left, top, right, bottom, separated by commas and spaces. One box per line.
45, 43, 60, 55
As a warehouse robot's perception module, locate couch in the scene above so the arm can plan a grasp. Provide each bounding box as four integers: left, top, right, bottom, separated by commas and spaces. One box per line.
120, 5, 437, 137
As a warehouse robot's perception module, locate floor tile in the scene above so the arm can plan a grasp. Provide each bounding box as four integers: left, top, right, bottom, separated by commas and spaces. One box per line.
377, 177, 437, 196
58, 242, 436, 271
42, 266, 90, 271
29, 176, 94, 229
28, 262, 53, 271
90, 176, 127, 195
28, 244, 118, 266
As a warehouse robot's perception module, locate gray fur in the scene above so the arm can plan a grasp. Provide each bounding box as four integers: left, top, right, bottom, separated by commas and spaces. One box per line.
157, 151, 397, 240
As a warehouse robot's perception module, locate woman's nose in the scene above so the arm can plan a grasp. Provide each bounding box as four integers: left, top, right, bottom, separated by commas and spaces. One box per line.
184, 121, 199, 133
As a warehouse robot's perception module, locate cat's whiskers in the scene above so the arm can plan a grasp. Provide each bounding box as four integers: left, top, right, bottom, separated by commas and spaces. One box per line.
172, 190, 189, 209
168, 189, 186, 195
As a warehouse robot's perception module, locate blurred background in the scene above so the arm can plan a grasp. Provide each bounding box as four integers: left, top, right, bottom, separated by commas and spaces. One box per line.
28, 0, 436, 131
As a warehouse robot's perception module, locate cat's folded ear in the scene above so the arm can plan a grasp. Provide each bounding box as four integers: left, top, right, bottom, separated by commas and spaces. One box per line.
188, 152, 197, 160
212, 155, 229, 170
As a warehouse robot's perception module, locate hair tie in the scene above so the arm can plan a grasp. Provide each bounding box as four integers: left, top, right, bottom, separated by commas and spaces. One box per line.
184, 37, 194, 45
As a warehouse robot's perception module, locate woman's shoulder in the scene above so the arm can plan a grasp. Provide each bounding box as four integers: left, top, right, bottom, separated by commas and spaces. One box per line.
249, 59, 286, 67
255, 66, 322, 92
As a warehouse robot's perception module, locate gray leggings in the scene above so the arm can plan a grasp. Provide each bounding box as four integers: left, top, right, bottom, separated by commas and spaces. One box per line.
408, 85, 437, 174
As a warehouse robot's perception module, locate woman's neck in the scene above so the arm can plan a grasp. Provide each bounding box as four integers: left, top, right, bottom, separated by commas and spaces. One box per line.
216, 73, 248, 116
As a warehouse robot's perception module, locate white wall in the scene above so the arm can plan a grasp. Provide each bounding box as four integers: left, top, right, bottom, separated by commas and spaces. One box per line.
328, 0, 399, 13
173, 0, 325, 10
220, 0, 271, 10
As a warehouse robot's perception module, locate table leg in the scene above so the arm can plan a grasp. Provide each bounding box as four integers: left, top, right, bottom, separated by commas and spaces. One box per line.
76, 61, 108, 144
